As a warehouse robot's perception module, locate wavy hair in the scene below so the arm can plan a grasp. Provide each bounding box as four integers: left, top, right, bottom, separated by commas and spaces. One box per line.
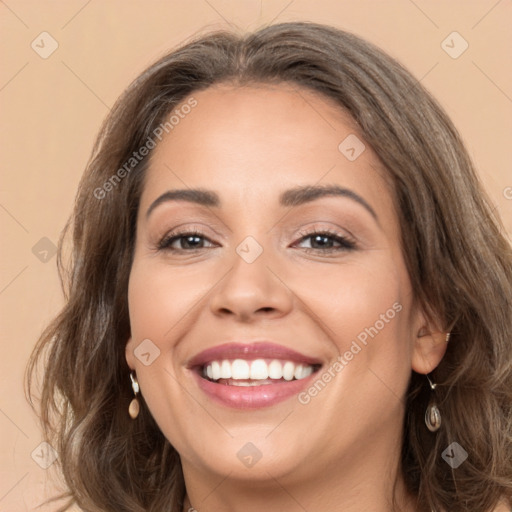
25, 21, 512, 512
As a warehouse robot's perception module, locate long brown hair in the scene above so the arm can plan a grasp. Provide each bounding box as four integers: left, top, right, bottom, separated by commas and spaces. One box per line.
25, 21, 512, 512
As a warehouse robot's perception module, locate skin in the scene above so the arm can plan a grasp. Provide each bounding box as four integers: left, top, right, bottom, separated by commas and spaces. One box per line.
125, 83, 448, 512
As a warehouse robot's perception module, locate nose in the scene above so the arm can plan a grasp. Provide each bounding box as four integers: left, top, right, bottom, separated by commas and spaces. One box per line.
208, 247, 294, 323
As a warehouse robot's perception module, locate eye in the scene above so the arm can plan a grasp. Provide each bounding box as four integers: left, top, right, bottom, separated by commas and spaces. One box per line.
156, 227, 357, 254
157, 229, 216, 252
293, 228, 356, 253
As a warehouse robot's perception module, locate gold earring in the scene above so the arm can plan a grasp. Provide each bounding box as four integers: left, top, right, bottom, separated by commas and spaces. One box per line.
128, 371, 140, 419
425, 374, 441, 432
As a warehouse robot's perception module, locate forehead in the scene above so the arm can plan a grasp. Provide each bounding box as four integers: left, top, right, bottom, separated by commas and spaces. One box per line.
141, 83, 394, 217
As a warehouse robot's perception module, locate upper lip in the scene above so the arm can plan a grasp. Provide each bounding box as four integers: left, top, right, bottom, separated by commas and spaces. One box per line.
187, 341, 323, 369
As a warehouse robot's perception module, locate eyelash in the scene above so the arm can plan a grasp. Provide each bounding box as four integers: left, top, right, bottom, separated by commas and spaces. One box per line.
157, 227, 356, 254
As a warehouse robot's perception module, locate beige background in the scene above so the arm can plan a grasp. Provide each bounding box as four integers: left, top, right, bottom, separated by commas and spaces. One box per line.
0, 1, 510, 510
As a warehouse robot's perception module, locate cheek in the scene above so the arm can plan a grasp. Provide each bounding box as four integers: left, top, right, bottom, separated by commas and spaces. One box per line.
292, 256, 413, 445
294, 254, 413, 387
128, 257, 211, 343
297, 255, 407, 338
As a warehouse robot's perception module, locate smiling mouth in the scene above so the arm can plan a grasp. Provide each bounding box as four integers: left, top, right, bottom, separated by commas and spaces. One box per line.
188, 341, 324, 408
200, 358, 321, 386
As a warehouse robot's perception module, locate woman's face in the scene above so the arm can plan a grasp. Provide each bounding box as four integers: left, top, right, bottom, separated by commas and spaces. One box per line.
126, 83, 438, 491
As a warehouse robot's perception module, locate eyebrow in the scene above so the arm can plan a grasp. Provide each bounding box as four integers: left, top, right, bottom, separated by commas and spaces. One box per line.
145, 184, 378, 222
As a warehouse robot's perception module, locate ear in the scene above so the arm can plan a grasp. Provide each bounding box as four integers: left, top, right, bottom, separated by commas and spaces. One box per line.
411, 322, 450, 374
125, 337, 137, 371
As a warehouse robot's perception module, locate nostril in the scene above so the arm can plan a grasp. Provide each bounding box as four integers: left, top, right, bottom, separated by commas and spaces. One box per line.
260, 307, 274, 312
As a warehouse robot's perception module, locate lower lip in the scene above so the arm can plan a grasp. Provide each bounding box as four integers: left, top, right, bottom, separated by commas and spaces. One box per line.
192, 370, 318, 409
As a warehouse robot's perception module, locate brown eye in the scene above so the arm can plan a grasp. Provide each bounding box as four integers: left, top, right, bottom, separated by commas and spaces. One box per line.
158, 230, 216, 252
294, 230, 356, 253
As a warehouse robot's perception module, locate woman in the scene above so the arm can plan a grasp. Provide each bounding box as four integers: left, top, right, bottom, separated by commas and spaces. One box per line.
25, 21, 512, 512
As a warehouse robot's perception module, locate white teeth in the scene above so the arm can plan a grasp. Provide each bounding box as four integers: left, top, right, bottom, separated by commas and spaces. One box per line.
268, 360, 283, 379
211, 361, 221, 380
220, 360, 232, 379
250, 359, 268, 380
202, 359, 316, 383
229, 381, 274, 386
293, 364, 313, 379
231, 359, 250, 379
212, 361, 220, 380
282, 361, 295, 381
301, 366, 313, 379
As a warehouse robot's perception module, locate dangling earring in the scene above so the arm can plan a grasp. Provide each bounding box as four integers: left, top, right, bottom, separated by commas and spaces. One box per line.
424, 374, 441, 432
128, 371, 140, 419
